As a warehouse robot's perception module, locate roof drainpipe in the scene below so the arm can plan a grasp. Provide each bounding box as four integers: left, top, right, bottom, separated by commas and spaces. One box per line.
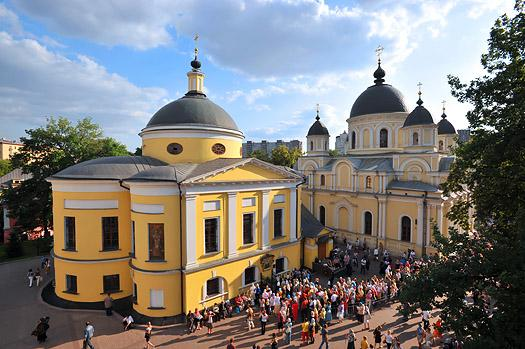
422, 191, 428, 257
177, 182, 184, 319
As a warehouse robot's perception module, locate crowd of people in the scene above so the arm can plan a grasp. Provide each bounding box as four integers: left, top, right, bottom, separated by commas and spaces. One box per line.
185, 240, 445, 348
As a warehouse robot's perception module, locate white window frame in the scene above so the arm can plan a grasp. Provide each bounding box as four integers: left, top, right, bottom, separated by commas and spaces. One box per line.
203, 277, 227, 302
149, 289, 164, 308
203, 216, 220, 254
274, 257, 288, 275
203, 200, 221, 211
242, 212, 256, 245
242, 197, 256, 207
242, 266, 260, 287
274, 194, 285, 203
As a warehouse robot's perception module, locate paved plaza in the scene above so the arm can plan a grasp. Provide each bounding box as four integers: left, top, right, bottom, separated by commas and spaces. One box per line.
0, 257, 442, 349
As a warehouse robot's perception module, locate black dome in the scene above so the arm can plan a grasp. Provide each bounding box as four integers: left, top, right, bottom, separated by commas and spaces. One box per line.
403, 98, 435, 127
350, 63, 408, 118
437, 113, 456, 134
307, 115, 329, 136
146, 92, 240, 131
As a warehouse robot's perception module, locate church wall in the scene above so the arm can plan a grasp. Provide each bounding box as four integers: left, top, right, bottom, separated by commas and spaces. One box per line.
54, 258, 131, 303
269, 189, 291, 246
130, 193, 181, 271
142, 137, 242, 164
132, 269, 182, 318
195, 193, 228, 264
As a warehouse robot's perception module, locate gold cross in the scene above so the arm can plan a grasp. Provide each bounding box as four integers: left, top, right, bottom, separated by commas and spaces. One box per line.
417, 82, 423, 96
441, 100, 446, 113
375, 45, 384, 62
193, 34, 199, 56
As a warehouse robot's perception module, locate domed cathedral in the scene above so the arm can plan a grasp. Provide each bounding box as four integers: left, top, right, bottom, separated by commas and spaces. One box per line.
47, 45, 305, 321
297, 52, 459, 257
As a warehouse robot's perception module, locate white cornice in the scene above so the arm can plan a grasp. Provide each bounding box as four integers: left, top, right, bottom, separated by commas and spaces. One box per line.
50, 180, 125, 193
140, 125, 244, 139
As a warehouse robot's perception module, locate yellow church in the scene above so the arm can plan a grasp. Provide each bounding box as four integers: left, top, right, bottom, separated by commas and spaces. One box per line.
298, 57, 463, 257
46, 49, 333, 321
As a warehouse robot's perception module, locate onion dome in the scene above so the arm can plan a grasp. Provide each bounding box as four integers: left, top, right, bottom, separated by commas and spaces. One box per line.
437, 111, 456, 134
145, 52, 240, 132
350, 62, 408, 118
307, 109, 329, 136
403, 92, 435, 127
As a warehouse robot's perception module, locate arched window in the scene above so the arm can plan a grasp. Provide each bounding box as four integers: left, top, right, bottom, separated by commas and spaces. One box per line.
366, 176, 372, 189
310, 141, 314, 151
320, 175, 325, 186
412, 132, 419, 145
439, 140, 444, 151
364, 212, 372, 235
379, 128, 388, 148
351, 131, 356, 149
401, 216, 411, 242
319, 205, 326, 225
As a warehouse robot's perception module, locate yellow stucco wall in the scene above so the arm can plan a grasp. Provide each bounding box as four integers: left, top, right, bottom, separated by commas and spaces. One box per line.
142, 137, 242, 164
55, 258, 131, 302
203, 164, 286, 182
132, 270, 182, 317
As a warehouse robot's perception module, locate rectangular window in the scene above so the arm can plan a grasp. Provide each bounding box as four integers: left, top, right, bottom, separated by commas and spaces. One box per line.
275, 258, 285, 274
133, 283, 138, 304
102, 217, 119, 251
242, 197, 256, 207
150, 289, 164, 308
206, 278, 220, 297
65, 274, 77, 293
204, 218, 219, 254
203, 200, 220, 211
242, 213, 254, 245
64, 216, 76, 250
148, 223, 165, 261
274, 194, 285, 203
131, 221, 135, 257
244, 266, 256, 285
273, 209, 283, 237
103, 274, 120, 293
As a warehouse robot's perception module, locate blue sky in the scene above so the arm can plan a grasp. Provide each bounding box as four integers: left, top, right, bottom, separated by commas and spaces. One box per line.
0, 0, 515, 150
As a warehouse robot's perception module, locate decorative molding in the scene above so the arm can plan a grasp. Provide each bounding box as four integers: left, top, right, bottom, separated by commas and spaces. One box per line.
140, 130, 243, 142
127, 182, 180, 196
64, 199, 118, 210
51, 180, 125, 193
185, 181, 299, 195
273, 194, 285, 204
131, 203, 164, 214
242, 197, 256, 207
203, 200, 221, 211
140, 124, 244, 139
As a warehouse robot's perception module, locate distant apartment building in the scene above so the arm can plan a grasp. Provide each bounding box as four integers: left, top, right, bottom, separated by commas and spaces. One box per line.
242, 139, 302, 157
0, 139, 23, 160
335, 131, 348, 155
457, 129, 471, 143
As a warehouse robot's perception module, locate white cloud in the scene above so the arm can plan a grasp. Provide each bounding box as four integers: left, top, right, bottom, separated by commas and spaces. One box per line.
0, 31, 168, 144
11, 0, 466, 77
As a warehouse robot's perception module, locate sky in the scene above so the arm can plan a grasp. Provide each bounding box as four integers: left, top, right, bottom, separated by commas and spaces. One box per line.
0, 0, 516, 151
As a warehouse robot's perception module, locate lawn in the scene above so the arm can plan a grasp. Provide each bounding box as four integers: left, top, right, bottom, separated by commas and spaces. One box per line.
0, 238, 53, 262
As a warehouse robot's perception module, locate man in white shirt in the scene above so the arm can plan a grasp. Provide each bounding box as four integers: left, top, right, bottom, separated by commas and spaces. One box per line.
422, 310, 430, 330
122, 315, 134, 331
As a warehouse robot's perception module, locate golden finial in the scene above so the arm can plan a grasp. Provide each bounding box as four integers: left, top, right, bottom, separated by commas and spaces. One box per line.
417, 82, 423, 106
441, 100, 446, 113
375, 44, 384, 63
193, 33, 199, 58
316, 103, 320, 120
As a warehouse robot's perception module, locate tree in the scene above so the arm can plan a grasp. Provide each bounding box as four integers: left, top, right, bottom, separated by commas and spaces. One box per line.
328, 149, 339, 157
4, 117, 130, 236
270, 145, 303, 168
249, 149, 271, 163
0, 159, 11, 177
399, 2, 525, 347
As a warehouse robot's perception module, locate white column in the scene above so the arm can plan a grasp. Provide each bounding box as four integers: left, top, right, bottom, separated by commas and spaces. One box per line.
426, 205, 432, 246
262, 190, 270, 249
289, 188, 297, 242
437, 204, 443, 234
417, 201, 424, 246
380, 200, 386, 238
227, 192, 237, 258
185, 194, 197, 268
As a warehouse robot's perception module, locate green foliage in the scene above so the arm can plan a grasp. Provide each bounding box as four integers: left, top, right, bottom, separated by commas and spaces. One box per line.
4, 117, 130, 234
250, 146, 303, 168
400, 2, 525, 347
5, 229, 23, 258
133, 147, 143, 156
0, 159, 12, 177
249, 149, 271, 163
328, 149, 339, 157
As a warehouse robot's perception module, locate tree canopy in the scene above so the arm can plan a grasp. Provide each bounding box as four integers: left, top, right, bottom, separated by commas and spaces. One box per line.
249, 145, 303, 168
399, 2, 525, 348
3, 117, 129, 235
0, 159, 12, 177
